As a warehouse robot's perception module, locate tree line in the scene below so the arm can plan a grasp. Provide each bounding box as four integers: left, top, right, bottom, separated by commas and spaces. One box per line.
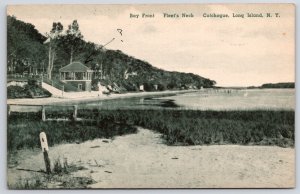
7, 15, 216, 91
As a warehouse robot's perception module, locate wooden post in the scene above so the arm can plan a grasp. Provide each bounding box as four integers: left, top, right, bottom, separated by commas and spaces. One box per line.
42, 106, 46, 121
62, 85, 64, 97
73, 105, 77, 121
40, 132, 51, 174
7, 105, 11, 116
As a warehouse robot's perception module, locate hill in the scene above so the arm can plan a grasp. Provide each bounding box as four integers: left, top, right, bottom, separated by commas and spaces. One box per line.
7, 15, 47, 74
7, 15, 216, 92
247, 82, 295, 89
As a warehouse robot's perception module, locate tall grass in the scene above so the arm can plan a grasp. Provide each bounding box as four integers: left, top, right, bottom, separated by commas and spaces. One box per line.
79, 109, 295, 147
7, 111, 137, 152
8, 109, 294, 152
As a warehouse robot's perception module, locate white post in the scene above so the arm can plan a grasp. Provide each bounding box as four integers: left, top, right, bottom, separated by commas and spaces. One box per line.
73, 105, 77, 121
42, 106, 46, 121
40, 132, 51, 174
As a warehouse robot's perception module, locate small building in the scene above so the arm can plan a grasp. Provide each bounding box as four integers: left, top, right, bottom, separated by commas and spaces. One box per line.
59, 62, 93, 91
139, 85, 144, 91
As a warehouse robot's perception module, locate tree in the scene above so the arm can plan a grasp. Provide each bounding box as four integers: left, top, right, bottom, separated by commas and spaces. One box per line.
7, 15, 46, 75
59, 20, 84, 63
45, 22, 63, 79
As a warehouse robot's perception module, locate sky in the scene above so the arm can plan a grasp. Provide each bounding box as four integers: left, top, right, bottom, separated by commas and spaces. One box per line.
7, 4, 295, 87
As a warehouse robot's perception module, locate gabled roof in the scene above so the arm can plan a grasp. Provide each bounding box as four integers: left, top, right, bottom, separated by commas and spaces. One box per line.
59, 62, 93, 72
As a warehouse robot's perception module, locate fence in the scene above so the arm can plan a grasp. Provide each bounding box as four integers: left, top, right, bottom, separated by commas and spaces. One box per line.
8, 104, 78, 121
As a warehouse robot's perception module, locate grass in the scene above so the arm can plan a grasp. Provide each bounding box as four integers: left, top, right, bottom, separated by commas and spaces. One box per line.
8, 109, 294, 152
8, 111, 137, 152
52, 157, 87, 175
78, 109, 294, 147
9, 157, 95, 189
12, 176, 47, 189
11, 175, 96, 189
7, 109, 294, 189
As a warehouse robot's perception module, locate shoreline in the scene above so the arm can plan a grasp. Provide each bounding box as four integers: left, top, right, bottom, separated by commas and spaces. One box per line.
7, 89, 198, 106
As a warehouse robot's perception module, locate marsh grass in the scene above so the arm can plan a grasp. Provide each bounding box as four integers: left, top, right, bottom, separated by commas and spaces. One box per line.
8, 109, 294, 189
8, 109, 294, 152
8, 111, 137, 151
79, 109, 295, 147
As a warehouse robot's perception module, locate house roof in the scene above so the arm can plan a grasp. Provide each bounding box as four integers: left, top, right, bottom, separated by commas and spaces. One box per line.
59, 62, 93, 72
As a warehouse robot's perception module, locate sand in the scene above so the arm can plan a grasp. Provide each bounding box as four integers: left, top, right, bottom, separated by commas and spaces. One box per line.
7, 128, 295, 188
7, 90, 196, 106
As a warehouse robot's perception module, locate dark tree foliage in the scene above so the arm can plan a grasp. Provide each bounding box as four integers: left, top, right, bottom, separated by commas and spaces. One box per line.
7, 15, 216, 90
57, 20, 84, 64
261, 82, 294, 89
7, 15, 47, 75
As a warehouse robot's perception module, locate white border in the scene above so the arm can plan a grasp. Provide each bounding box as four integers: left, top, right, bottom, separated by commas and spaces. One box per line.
1, 0, 298, 194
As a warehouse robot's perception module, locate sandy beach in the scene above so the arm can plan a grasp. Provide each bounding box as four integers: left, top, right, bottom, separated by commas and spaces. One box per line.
7, 90, 196, 106
7, 128, 295, 188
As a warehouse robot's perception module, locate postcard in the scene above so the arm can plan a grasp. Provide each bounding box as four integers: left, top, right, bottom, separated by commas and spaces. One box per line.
7, 4, 295, 189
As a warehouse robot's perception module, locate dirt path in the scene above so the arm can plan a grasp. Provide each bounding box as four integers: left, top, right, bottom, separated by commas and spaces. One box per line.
8, 128, 295, 188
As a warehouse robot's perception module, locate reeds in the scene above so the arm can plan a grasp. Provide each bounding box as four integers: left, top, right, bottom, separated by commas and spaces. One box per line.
79, 109, 295, 147
7, 111, 137, 151
8, 109, 294, 152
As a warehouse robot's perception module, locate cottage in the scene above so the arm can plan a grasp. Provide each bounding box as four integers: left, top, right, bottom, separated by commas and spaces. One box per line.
59, 62, 93, 91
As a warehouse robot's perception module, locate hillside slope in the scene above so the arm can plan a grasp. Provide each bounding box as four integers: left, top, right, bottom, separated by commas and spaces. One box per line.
7, 15, 216, 92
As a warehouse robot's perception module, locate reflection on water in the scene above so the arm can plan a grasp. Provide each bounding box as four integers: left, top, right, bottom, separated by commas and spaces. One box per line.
77, 96, 179, 110
79, 88, 294, 111
9, 89, 295, 112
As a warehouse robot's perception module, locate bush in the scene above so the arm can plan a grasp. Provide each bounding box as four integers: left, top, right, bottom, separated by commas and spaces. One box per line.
143, 83, 155, 91
27, 79, 39, 86
7, 84, 51, 99
7, 85, 30, 98
157, 83, 167, 91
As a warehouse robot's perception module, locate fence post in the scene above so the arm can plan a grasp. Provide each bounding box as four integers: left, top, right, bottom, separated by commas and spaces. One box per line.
42, 106, 46, 121
7, 105, 11, 116
40, 132, 51, 174
73, 105, 77, 121
62, 85, 64, 97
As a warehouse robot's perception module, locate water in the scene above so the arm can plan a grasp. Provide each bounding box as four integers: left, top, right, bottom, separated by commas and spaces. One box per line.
157, 89, 295, 110
79, 89, 295, 111
9, 89, 295, 112
77, 96, 179, 110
